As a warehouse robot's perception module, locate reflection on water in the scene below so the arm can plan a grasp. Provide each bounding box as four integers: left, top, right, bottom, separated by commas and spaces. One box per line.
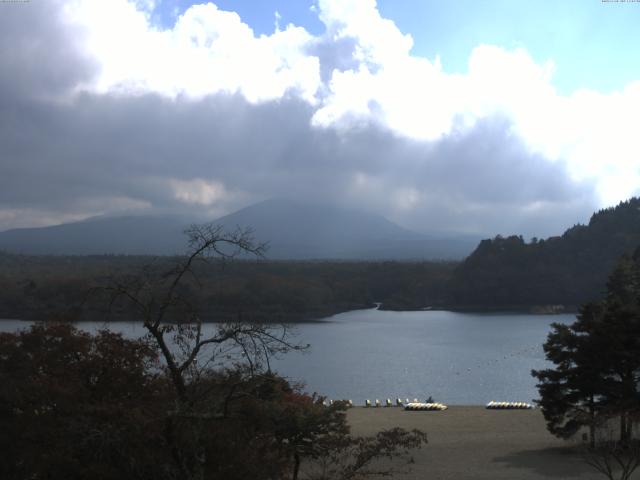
0, 309, 574, 405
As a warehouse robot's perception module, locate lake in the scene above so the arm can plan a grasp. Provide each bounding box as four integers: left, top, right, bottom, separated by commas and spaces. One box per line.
0, 308, 575, 405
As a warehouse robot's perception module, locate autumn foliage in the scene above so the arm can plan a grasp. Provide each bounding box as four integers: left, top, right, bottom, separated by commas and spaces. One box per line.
0, 324, 426, 480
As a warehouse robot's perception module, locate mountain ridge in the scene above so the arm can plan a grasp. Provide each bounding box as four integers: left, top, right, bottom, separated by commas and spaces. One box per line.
0, 198, 478, 259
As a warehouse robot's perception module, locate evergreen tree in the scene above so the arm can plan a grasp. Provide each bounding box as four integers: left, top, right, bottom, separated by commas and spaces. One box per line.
596, 253, 640, 443
532, 247, 640, 445
532, 303, 606, 446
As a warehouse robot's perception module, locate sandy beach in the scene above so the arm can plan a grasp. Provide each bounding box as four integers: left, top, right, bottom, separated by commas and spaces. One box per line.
347, 406, 603, 479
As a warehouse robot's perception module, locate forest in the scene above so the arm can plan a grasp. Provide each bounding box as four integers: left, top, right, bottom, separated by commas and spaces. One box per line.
0, 252, 455, 323
449, 197, 640, 310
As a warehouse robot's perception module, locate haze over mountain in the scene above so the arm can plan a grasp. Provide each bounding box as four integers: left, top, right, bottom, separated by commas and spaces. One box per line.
214, 198, 479, 259
0, 215, 190, 256
0, 198, 479, 259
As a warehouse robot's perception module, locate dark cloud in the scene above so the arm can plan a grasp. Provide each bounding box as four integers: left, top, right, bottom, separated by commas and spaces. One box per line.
0, 1, 598, 236
0, 88, 597, 236
0, 1, 97, 101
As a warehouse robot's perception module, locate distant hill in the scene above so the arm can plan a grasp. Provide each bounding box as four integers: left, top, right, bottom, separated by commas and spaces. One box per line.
213, 198, 478, 260
0, 198, 478, 259
448, 197, 640, 309
0, 215, 191, 255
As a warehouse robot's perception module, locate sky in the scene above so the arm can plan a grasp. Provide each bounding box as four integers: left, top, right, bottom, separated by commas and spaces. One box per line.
1, 0, 639, 237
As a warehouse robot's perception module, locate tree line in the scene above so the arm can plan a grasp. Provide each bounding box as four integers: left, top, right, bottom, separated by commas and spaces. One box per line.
0, 252, 455, 322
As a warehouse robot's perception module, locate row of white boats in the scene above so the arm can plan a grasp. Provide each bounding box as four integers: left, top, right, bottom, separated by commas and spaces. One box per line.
485, 401, 534, 409
404, 402, 448, 411
323, 398, 434, 408
321, 399, 534, 410
364, 398, 434, 408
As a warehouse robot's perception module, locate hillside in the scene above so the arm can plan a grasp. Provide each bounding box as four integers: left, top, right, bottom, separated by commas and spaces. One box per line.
448, 197, 640, 309
0, 198, 478, 260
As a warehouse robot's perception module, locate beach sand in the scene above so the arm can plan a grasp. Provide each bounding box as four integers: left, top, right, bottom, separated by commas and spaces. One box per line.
347, 406, 603, 479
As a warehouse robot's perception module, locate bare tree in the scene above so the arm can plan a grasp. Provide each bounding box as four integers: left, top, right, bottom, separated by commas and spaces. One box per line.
582, 421, 640, 480
104, 224, 304, 480
98, 223, 429, 480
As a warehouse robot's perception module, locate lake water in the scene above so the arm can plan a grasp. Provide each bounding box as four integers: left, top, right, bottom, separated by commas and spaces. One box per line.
0, 308, 575, 405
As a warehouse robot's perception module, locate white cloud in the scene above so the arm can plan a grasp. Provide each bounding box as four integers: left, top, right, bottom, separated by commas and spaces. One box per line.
64, 0, 321, 103
311, 2, 640, 205
316, 0, 413, 67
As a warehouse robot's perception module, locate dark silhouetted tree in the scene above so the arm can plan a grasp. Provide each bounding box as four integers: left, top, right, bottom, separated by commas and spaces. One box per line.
533, 247, 640, 449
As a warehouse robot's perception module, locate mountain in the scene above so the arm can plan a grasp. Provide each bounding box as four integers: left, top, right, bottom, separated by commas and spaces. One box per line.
0, 198, 478, 259
0, 215, 191, 255
213, 198, 477, 260
448, 197, 640, 309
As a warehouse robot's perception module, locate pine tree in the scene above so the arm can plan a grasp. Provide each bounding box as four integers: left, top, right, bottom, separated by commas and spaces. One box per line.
532, 247, 640, 446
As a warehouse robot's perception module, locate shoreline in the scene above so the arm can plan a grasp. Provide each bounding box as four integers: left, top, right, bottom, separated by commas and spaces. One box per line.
0, 309, 576, 325
380, 304, 578, 315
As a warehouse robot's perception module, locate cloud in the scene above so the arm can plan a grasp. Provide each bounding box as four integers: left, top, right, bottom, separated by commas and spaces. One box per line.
0, 88, 595, 236
0, 0, 634, 237
0, 0, 98, 100
63, 0, 321, 102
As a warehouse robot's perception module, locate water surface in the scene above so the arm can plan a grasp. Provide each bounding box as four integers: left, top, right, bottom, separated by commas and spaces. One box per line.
1, 309, 574, 405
